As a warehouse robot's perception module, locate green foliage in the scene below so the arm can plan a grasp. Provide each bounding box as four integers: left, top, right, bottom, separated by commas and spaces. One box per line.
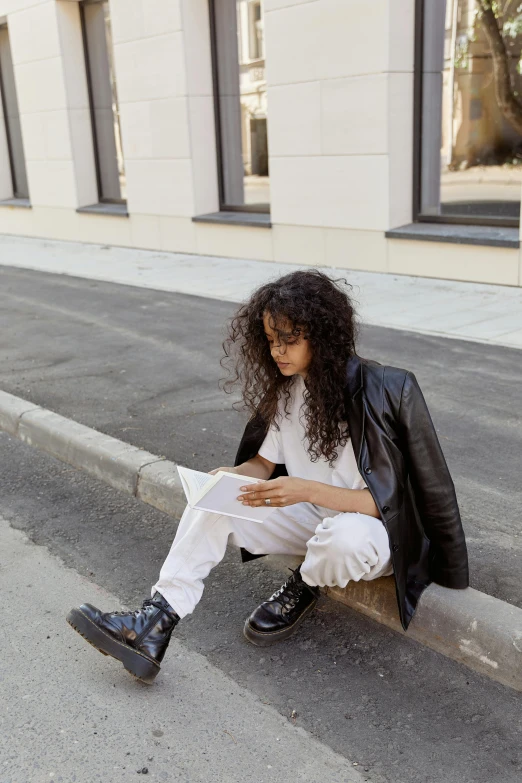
501, 4, 522, 73
502, 5, 522, 39
468, 1, 522, 73
454, 35, 471, 69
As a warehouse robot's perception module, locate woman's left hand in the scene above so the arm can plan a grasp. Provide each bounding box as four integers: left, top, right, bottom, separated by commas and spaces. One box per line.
237, 477, 314, 508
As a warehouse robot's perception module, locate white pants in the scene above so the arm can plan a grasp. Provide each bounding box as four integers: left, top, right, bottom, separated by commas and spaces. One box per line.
152, 501, 392, 618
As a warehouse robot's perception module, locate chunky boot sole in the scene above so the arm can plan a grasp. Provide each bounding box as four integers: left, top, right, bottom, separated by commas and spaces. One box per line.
243, 597, 318, 647
66, 608, 160, 684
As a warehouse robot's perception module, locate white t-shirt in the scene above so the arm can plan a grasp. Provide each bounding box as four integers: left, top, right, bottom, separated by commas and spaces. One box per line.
258, 374, 367, 515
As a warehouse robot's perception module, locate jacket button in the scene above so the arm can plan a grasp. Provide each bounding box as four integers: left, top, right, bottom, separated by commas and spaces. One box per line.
392, 544, 399, 553
382, 505, 390, 513
364, 466, 372, 474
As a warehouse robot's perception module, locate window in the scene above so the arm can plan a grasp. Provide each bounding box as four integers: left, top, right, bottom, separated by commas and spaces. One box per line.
80, 0, 126, 204
0, 24, 29, 199
210, 0, 270, 213
417, 0, 522, 226
248, 2, 263, 60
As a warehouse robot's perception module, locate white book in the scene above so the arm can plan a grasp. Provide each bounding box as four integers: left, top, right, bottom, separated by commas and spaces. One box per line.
176, 465, 275, 523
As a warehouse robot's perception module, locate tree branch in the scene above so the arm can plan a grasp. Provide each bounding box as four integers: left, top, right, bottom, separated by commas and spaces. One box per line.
477, 0, 522, 135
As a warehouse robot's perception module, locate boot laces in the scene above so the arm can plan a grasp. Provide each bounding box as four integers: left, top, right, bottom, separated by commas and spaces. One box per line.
270, 568, 306, 608
109, 598, 166, 618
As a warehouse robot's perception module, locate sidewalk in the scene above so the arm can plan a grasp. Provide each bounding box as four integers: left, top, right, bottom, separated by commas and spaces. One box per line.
0, 515, 367, 783
1, 235, 522, 349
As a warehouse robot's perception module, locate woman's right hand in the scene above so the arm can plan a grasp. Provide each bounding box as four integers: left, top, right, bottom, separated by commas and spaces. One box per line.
208, 466, 239, 475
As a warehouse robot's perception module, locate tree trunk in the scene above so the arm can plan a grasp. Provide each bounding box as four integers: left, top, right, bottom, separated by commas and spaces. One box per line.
477, 0, 522, 136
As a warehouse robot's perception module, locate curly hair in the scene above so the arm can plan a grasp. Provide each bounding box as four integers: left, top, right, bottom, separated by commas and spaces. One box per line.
220, 269, 359, 466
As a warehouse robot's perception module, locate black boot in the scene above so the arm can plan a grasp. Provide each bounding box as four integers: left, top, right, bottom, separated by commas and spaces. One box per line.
243, 566, 320, 647
66, 592, 179, 684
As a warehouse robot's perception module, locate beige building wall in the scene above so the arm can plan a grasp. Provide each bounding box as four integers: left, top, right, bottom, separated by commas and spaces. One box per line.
265, 0, 414, 272
0, 0, 520, 286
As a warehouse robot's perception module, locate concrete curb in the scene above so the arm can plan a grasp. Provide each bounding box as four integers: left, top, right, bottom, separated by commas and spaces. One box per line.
328, 580, 522, 691
138, 459, 187, 519
1, 389, 521, 692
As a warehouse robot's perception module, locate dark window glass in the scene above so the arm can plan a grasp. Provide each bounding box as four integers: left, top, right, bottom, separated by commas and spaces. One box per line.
419, 0, 522, 224
211, 0, 270, 212
0, 25, 29, 199
81, 0, 126, 203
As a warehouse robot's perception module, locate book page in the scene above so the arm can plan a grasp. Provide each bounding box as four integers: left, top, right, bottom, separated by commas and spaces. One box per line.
194, 473, 274, 523
190, 469, 216, 492
177, 465, 217, 505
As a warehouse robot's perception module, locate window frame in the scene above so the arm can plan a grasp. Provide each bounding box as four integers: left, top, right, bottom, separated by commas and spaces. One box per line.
80, 0, 126, 206
208, 0, 270, 215
0, 23, 29, 200
413, 0, 519, 229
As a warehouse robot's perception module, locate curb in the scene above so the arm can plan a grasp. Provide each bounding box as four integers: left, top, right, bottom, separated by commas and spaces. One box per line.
1, 389, 521, 692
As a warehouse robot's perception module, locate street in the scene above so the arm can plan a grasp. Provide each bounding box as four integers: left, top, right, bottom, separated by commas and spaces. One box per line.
1, 265, 521, 607
1, 432, 521, 783
0, 510, 364, 783
0, 264, 521, 782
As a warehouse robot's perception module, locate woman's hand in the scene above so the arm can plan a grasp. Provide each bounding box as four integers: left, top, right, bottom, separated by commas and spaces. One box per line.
237, 476, 313, 508
208, 466, 239, 475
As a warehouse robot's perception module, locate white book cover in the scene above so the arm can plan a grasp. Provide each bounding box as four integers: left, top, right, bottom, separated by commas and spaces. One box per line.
176, 466, 275, 523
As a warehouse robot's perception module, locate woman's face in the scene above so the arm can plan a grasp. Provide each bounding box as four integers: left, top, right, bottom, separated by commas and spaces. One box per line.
263, 311, 312, 378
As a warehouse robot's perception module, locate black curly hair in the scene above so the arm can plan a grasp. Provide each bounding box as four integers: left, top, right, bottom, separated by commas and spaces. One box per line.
220, 269, 359, 466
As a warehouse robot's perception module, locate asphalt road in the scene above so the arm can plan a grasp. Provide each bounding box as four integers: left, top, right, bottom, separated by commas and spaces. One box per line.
1, 266, 521, 607
0, 513, 366, 783
1, 432, 521, 783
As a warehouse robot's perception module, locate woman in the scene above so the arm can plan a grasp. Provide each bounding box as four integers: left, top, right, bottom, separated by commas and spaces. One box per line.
67, 270, 469, 684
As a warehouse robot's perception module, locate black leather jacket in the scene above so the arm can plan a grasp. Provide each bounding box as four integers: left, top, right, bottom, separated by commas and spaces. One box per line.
234, 354, 469, 630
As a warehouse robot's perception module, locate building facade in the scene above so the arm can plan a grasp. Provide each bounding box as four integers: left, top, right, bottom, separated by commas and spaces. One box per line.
0, 0, 521, 287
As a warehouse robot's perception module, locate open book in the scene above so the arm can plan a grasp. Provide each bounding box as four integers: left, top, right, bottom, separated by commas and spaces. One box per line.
177, 466, 275, 523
